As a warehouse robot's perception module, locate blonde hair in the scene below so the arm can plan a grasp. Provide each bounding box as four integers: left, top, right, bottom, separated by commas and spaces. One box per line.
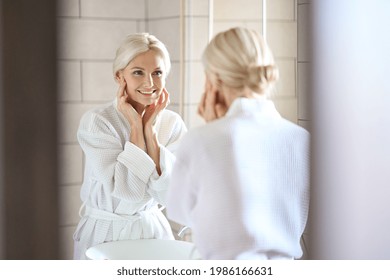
113, 33, 171, 78
202, 27, 279, 95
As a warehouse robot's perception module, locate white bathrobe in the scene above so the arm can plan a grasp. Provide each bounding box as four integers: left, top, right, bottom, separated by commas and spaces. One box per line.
73, 98, 187, 259
167, 97, 310, 260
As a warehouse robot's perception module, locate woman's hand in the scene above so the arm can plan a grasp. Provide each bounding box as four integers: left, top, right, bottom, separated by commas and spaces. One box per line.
143, 88, 170, 133
142, 88, 170, 175
116, 78, 146, 150
117, 78, 142, 126
198, 79, 227, 122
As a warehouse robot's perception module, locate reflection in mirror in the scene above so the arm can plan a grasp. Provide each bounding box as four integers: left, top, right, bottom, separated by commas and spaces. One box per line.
57, 0, 308, 259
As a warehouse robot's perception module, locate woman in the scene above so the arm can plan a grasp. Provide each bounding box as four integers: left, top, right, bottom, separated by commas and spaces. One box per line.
167, 27, 310, 260
73, 33, 187, 259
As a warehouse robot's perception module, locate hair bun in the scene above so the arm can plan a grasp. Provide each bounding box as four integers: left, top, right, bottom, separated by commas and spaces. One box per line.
247, 64, 279, 93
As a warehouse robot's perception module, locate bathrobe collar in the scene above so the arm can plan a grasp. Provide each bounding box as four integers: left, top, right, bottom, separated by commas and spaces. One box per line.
225, 97, 281, 119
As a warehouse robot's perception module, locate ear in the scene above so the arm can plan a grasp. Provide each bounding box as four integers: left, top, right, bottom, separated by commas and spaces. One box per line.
115, 71, 123, 83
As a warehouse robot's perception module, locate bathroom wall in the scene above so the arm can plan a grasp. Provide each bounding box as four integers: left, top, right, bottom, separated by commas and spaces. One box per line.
214, 0, 299, 123
147, 0, 210, 127
297, 0, 310, 130
57, 0, 304, 259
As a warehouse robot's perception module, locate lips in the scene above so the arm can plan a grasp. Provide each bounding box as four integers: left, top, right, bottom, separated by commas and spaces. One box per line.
137, 89, 157, 95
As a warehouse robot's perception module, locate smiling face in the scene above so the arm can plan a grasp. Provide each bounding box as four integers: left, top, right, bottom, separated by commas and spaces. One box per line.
117, 50, 166, 113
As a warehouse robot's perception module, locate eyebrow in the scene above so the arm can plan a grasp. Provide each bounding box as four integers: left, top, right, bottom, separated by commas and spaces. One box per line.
130, 66, 162, 71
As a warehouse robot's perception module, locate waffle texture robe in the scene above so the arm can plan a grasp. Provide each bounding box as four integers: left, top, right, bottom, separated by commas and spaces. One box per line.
167, 97, 310, 260
73, 98, 187, 259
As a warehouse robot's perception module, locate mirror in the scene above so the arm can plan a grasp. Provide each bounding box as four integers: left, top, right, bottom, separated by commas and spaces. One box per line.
57, 0, 307, 259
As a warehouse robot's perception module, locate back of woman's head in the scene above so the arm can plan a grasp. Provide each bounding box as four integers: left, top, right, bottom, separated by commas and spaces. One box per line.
113, 33, 171, 78
202, 27, 279, 95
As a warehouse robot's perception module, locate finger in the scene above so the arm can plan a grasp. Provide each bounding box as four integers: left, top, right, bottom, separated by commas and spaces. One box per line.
156, 93, 167, 112
162, 87, 170, 96
116, 78, 127, 99
215, 104, 228, 118
205, 87, 217, 107
205, 77, 212, 93
198, 92, 206, 115
159, 90, 165, 105
162, 89, 170, 106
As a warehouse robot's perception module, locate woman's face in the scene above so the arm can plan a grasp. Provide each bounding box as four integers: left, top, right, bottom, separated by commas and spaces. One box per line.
118, 50, 166, 110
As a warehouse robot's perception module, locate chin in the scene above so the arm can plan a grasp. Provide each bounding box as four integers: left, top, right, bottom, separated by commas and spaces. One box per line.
142, 95, 159, 105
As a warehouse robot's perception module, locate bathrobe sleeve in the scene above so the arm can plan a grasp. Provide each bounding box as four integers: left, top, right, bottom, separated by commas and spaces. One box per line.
147, 114, 188, 205
78, 111, 157, 203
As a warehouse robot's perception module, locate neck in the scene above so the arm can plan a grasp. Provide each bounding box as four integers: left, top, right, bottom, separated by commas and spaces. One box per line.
222, 86, 263, 108
130, 100, 146, 115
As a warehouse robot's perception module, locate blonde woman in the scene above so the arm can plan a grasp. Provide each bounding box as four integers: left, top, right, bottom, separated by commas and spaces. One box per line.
167, 27, 309, 260
73, 33, 187, 259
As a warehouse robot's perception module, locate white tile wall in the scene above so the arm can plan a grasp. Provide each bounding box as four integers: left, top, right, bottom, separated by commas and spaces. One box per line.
213, 0, 299, 125
58, 61, 82, 102
138, 20, 147, 32
58, 144, 83, 185
81, 0, 145, 19
268, 0, 295, 20
267, 21, 297, 58
58, 18, 138, 60
298, 62, 310, 120
245, 21, 264, 37
148, 18, 181, 61
59, 103, 98, 144
185, 0, 209, 16
166, 62, 181, 105
185, 17, 209, 61
185, 62, 206, 104
82, 61, 117, 102
213, 21, 248, 35
214, 0, 262, 20
298, 3, 311, 62
274, 59, 296, 98
272, 98, 298, 123
297, 3, 310, 122
147, 0, 181, 19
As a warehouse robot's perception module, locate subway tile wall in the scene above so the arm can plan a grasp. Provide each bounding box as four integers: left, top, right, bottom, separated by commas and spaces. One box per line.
57, 0, 306, 259
214, 0, 298, 123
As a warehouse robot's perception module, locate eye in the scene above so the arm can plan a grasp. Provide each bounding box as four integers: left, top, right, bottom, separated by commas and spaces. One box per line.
153, 70, 163, 77
132, 70, 144, 76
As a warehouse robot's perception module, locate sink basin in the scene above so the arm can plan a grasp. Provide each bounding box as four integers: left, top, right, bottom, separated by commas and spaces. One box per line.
85, 239, 201, 260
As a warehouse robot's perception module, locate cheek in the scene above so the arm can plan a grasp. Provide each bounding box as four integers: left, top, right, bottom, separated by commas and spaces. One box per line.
154, 77, 165, 89
123, 76, 139, 89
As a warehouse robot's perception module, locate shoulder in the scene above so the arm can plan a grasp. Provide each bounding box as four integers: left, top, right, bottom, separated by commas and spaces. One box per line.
79, 101, 118, 132
177, 120, 225, 151
160, 109, 184, 123
159, 109, 187, 132
278, 118, 310, 140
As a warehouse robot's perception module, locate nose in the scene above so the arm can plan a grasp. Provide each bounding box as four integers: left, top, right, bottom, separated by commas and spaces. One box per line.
143, 74, 154, 87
